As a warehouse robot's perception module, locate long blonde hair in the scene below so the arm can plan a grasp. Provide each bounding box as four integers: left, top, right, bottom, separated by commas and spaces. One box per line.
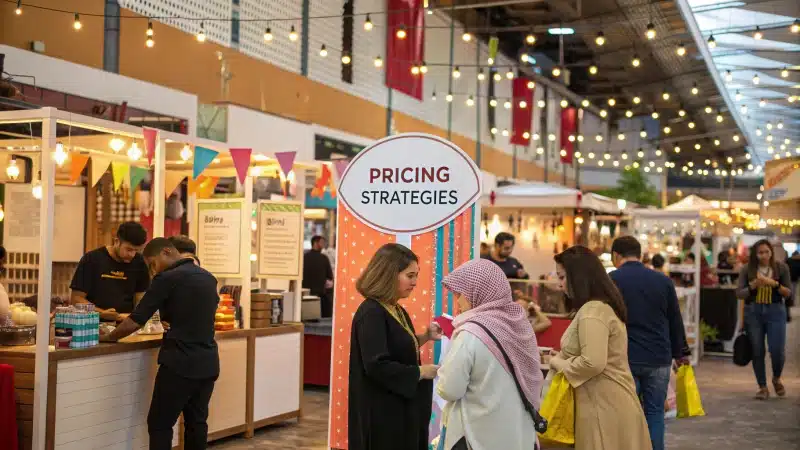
356, 244, 418, 303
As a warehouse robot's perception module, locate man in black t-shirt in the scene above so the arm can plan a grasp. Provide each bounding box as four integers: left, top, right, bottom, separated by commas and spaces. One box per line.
486, 232, 529, 280
100, 238, 219, 450
303, 236, 334, 317
70, 222, 150, 317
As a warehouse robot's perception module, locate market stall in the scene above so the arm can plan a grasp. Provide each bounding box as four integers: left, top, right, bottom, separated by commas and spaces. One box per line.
0, 107, 310, 450
630, 208, 703, 365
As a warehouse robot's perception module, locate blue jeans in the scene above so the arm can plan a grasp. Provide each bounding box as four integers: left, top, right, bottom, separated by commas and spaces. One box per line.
744, 303, 787, 387
630, 364, 671, 450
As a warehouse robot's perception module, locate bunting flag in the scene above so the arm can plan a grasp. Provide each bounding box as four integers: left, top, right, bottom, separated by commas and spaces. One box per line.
193, 146, 219, 179
560, 107, 578, 164
386, 0, 425, 100
275, 151, 297, 177
488, 36, 499, 61
229, 148, 252, 184
130, 166, 149, 191
143, 128, 158, 166
165, 171, 187, 198
188, 175, 207, 196
90, 156, 111, 187
111, 161, 129, 191
315, 164, 332, 190
69, 154, 90, 184
333, 159, 350, 179
510, 78, 534, 146
197, 176, 220, 199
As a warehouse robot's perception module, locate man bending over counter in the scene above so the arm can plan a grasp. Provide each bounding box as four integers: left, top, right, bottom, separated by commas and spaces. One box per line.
70, 222, 150, 320
100, 238, 220, 450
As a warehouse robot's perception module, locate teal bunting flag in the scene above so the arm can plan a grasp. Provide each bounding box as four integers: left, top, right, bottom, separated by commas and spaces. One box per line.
193, 146, 219, 179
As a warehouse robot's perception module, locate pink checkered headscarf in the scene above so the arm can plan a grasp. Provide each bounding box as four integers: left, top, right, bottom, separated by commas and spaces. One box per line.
443, 259, 543, 408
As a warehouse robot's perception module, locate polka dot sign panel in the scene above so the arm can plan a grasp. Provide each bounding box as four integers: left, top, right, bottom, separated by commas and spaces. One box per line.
328, 204, 475, 449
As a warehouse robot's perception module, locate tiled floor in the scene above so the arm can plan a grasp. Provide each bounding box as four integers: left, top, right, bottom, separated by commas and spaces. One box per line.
212, 309, 800, 449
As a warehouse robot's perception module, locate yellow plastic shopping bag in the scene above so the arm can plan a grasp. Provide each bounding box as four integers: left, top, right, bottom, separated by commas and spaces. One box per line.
537, 372, 575, 447
675, 365, 705, 418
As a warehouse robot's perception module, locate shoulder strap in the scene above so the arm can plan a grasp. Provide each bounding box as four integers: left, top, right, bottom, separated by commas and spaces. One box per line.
466, 321, 548, 433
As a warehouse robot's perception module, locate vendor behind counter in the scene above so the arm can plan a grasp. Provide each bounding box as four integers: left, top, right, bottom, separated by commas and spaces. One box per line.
70, 222, 150, 315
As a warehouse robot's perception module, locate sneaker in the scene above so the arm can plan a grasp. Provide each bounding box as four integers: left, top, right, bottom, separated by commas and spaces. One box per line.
773, 378, 786, 397
755, 387, 770, 400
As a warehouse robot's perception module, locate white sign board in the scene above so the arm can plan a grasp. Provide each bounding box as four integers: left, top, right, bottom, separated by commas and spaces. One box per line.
3, 184, 86, 262
196, 199, 242, 276
257, 200, 304, 278
338, 133, 482, 235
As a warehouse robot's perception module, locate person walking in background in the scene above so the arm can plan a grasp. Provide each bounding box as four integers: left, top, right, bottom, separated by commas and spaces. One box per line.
737, 239, 792, 399
303, 236, 335, 318
436, 259, 543, 450
609, 237, 689, 450
550, 246, 652, 450
786, 251, 800, 322
651, 254, 666, 274
348, 244, 441, 450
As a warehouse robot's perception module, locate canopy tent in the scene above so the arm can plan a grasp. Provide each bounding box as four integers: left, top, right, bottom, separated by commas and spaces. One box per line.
666, 194, 715, 212
482, 181, 631, 214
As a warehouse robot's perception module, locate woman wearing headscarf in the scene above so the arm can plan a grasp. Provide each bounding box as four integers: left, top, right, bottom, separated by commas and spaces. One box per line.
551, 246, 651, 450
436, 259, 544, 450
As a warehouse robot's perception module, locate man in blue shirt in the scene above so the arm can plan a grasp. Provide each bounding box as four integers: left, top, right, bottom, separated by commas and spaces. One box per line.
610, 236, 689, 450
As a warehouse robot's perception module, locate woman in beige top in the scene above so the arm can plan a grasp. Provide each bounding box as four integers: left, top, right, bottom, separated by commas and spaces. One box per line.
549, 246, 652, 450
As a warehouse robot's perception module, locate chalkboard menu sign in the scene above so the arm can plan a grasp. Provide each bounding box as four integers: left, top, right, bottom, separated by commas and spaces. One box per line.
314, 134, 365, 161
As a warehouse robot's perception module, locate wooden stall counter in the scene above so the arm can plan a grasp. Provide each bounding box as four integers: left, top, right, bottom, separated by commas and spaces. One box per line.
0, 324, 304, 450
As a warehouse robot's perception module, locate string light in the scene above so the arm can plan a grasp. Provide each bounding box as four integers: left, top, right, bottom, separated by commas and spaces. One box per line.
663, 125, 671, 134
502, 129, 509, 137
452, 66, 461, 79
638, 149, 646, 158
341, 52, 351, 65
651, 111, 660, 119
714, 139, 720, 146
691, 83, 699, 95
146, 21, 154, 37
374, 56, 383, 68
466, 96, 475, 107
487, 57, 495, 66
608, 97, 616, 107
633, 96, 642, 104
725, 70, 733, 82
520, 53, 530, 63
526, 33, 536, 45
589, 63, 598, 75
445, 92, 453, 102
319, 45, 328, 57
364, 14, 373, 31
618, 133, 626, 141
655, 149, 663, 157
491, 127, 498, 135
631, 55, 641, 67
740, 104, 747, 114
733, 134, 740, 142
626, 110, 633, 118
595, 134, 604, 142
410, 64, 420, 75
789, 95, 797, 103
527, 80, 535, 89
759, 98, 766, 107
595, 31, 606, 46
127, 142, 142, 161
600, 109, 608, 118
431, 90, 437, 101
560, 99, 568, 108
581, 99, 590, 108
506, 70, 515, 80
639, 129, 647, 138
767, 122, 773, 130
716, 112, 724, 123
504, 100, 512, 109
695, 143, 702, 150
180, 145, 193, 161
678, 107, 686, 117
621, 151, 629, 160
538, 99, 546, 108
552, 66, 562, 77
73, 13, 82, 30
520, 100, 529, 109
735, 91, 742, 101
753, 26, 763, 40
662, 90, 670, 101
396, 25, 407, 39
489, 98, 497, 107
523, 132, 531, 139
707, 35, 716, 48
196, 22, 206, 42
674, 146, 681, 153
15, 0, 21, 15
704, 105, 713, 114
146, 35, 154, 48
688, 121, 696, 129
462, 30, 472, 42
419, 62, 428, 74
493, 72, 502, 82
752, 74, 760, 85
646, 23, 656, 40
676, 44, 686, 56
792, 20, 800, 33
477, 69, 486, 81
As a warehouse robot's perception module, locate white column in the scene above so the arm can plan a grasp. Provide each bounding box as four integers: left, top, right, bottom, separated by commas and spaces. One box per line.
152, 136, 166, 237
240, 176, 253, 328
32, 114, 56, 450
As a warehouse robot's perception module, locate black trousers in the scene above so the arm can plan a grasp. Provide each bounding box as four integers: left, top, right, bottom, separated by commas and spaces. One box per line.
148, 365, 217, 450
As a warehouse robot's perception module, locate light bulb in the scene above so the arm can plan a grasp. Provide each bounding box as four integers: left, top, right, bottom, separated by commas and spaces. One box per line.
527, 80, 535, 89
674, 146, 681, 153
462, 31, 472, 42
631, 55, 641, 67
7, 159, 20, 180
735, 91, 742, 101
53, 143, 68, 167
695, 143, 701, 150
411, 65, 420, 75
396, 26, 407, 39
656, 149, 663, 156
491, 127, 498, 135
419, 62, 427, 74
678, 108, 686, 117
622, 152, 629, 160
716, 113, 724, 123
633, 96, 642, 104
15, 0, 21, 15
489, 98, 498, 107
753, 27, 763, 40
487, 57, 494, 66
537, 100, 546, 108
502, 129, 509, 137
289, 25, 299, 41
364, 15, 373, 31
180, 145, 193, 161
319, 45, 328, 57
582, 99, 590, 108
604, 152, 611, 160
663, 125, 671, 134
777, 121, 783, 129
646, 23, 656, 40
676, 44, 686, 56
374, 56, 383, 68
526, 33, 536, 45
560, 99, 568, 108
618, 133, 626, 141
759, 98, 766, 107
714, 139, 720, 146
478, 70, 486, 81
341, 53, 351, 65
196, 22, 206, 42
31, 182, 42, 200
652, 111, 660, 119
752, 74, 760, 85
127, 142, 142, 161
523, 132, 531, 139
109, 137, 125, 153
640, 130, 647, 138
446, 93, 453, 102
506, 70, 514, 80
688, 121, 696, 129
466, 96, 475, 107
792, 20, 800, 33
725, 70, 733, 82
691, 84, 699, 95
264, 27, 273, 41
600, 109, 608, 118
552, 66, 562, 77
73, 13, 82, 30
431, 91, 437, 101
595, 32, 606, 46
145, 36, 154, 48
707, 35, 716, 48
595, 134, 604, 142
607, 97, 616, 107
733, 134, 740, 142
493, 72, 502, 81
589, 63, 598, 75
626, 110, 633, 118
705, 105, 713, 114
662, 91, 670, 101
504, 101, 512, 109
146, 21, 154, 37
452, 67, 461, 79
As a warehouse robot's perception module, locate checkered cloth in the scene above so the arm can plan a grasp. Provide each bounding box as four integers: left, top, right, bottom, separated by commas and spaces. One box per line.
96, 186, 139, 224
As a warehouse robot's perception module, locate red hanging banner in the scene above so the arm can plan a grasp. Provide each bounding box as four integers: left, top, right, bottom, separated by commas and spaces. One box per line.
386, 0, 425, 100
510, 78, 534, 146
560, 107, 578, 164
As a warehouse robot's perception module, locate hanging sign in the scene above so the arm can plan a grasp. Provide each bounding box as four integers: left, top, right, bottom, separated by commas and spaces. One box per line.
196, 199, 243, 276
337, 133, 481, 235
257, 200, 304, 279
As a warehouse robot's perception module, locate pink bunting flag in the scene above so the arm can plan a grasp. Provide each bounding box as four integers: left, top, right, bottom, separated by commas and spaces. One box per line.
333, 159, 350, 179
229, 148, 252, 184
143, 127, 158, 166
275, 151, 297, 177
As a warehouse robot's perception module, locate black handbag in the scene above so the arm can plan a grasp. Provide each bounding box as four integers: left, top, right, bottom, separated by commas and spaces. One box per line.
466, 321, 548, 433
733, 331, 752, 366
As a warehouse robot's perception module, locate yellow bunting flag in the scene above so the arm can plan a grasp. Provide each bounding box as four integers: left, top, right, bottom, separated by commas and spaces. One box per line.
111, 161, 129, 192
164, 171, 188, 198
90, 156, 111, 187
69, 154, 90, 184
187, 175, 207, 196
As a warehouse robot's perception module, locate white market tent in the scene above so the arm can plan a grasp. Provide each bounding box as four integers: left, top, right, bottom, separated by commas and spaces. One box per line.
665, 194, 715, 212
482, 181, 632, 214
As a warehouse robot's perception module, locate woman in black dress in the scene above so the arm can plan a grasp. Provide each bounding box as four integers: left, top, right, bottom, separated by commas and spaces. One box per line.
349, 243, 441, 450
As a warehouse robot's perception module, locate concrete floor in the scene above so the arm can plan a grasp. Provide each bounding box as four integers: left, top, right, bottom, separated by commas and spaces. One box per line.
212, 309, 800, 449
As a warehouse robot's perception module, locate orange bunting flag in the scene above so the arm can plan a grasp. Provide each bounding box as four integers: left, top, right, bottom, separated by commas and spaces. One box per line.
188, 175, 207, 196
197, 176, 219, 199
69, 154, 90, 184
